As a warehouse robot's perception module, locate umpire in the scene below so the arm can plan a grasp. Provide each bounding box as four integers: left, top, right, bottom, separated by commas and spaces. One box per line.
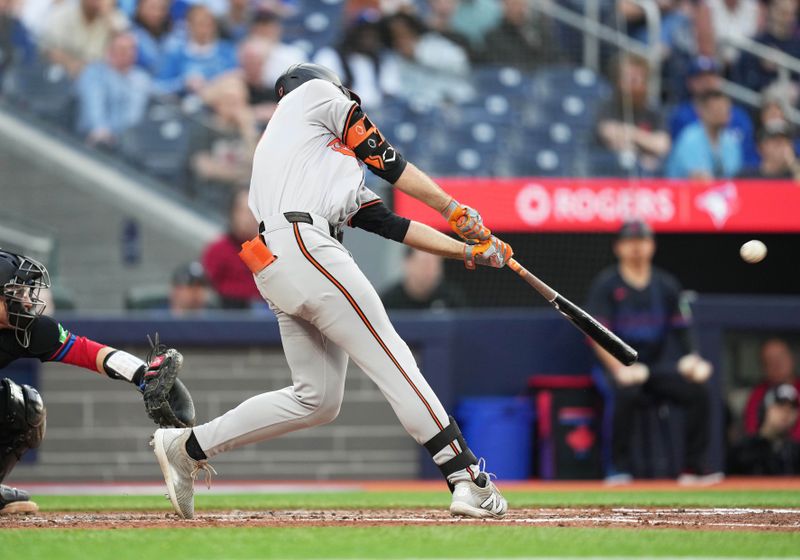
585, 220, 718, 484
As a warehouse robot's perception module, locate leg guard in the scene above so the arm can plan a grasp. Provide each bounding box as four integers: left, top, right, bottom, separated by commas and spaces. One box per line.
423, 416, 478, 492
0, 378, 46, 484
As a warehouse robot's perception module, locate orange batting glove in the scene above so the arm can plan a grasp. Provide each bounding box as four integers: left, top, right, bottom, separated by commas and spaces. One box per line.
464, 236, 513, 270
441, 198, 492, 244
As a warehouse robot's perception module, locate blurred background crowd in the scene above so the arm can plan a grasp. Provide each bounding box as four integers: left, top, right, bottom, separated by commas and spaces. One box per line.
3, 0, 800, 207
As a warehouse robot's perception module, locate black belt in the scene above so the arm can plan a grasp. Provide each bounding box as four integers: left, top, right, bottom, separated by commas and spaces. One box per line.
259, 212, 343, 242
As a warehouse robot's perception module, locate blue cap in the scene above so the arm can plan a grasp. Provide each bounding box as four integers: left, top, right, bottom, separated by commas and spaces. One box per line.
688, 56, 721, 77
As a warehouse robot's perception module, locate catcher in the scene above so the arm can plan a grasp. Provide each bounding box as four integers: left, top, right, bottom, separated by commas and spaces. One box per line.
0, 250, 194, 514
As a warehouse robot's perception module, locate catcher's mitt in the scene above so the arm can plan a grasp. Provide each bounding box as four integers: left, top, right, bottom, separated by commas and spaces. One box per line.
141, 334, 196, 428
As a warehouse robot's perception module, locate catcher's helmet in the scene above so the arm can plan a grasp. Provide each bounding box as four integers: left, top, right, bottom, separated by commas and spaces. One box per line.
0, 250, 50, 348
274, 63, 361, 105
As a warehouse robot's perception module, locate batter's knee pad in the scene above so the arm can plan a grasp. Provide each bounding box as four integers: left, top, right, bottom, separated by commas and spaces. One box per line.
0, 378, 46, 484
423, 416, 477, 492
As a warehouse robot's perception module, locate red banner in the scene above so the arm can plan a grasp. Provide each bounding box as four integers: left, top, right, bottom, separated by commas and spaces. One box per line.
394, 178, 800, 233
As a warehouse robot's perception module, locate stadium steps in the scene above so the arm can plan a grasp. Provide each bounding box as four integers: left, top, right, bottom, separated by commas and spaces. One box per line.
0, 107, 222, 310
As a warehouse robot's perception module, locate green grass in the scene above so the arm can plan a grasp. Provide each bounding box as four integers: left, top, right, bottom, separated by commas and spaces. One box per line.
2, 526, 799, 559
3, 490, 800, 559
32, 489, 800, 512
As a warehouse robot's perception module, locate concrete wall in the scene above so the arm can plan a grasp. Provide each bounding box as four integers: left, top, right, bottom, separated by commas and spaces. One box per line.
0, 133, 211, 311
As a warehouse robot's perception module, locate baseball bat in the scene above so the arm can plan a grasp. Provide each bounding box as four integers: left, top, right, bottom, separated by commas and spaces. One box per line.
507, 258, 638, 366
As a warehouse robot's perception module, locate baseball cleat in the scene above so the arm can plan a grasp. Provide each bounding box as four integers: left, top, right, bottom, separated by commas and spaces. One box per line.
0, 484, 38, 515
449, 460, 508, 519
151, 428, 216, 519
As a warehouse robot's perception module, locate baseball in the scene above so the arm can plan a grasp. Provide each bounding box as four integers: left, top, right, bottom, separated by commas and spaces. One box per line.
740, 240, 767, 263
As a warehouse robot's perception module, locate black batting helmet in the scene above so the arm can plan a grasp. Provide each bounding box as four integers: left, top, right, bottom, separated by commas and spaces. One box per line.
274, 63, 361, 105
0, 250, 50, 348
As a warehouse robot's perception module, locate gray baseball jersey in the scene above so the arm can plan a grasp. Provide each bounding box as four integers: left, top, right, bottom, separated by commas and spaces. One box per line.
193, 78, 478, 485
248, 79, 379, 228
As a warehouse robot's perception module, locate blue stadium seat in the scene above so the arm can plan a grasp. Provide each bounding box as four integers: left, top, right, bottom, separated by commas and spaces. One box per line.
529, 65, 612, 105
584, 150, 638, 177
118, 108, 191, 182
2, 58, 75, 129
451, 94, 519, 126
473, 66, 532, 97
496, 146, 574, 177
426, 147, 493, 177
516, 122, 581, 152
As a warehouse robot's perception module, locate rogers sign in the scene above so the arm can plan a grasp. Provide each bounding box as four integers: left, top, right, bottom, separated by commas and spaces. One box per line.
394, 178, 800, 233
515, 184, 675, 226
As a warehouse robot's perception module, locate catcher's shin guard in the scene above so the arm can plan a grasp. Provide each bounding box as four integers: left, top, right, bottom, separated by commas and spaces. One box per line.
0, 378, 46, 484
423, 416, 478, 492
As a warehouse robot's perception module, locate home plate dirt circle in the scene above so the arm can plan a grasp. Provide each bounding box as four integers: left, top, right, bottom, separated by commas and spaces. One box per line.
5, 508, 800, 531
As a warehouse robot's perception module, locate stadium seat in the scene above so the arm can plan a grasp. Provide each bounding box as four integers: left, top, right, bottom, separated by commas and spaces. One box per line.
472, 66, 532, 97
585, 150, 638, 177
2, 58, 75, 129
530, 65, 612, 106
118, 107, 191, 182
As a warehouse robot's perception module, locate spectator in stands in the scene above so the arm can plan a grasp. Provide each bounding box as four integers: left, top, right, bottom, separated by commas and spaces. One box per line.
19, 0, 58, 37
743, 338, 800, 442
424, 0, 472, 56
479, 0, 559, 71
738, 121, 800, 180
736, 0, 800, 93
669, 56, 758, 167
40, 0, 128, 77
235, 37, 277, 125
156, 5, 237, 95
382, 248, 466, 310
618, 0, 694, 58
248, 9, 307, 89
130, 0, 174, 75
219, 0, 254, 43
380, 12, 473, 104
666, 89, 743, 179
728, 383, 800, 475
695, 0, 762, 69
170, 261, 212, 315
75, 31, 151, 147
450, 0, 501, 50
202, 189, 261, 309
586, 220, 717, 485
313, 11, 386, 109
0, 0, 35, 80
596, 54, 671, 174
758, 84, 800, 154
190, 75, 257, 202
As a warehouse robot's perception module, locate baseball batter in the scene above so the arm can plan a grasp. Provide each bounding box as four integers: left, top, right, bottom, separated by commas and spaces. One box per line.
152, 64, 512, 519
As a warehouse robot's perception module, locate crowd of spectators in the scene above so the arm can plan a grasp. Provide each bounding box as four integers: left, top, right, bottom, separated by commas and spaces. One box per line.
2, 0, 800, 190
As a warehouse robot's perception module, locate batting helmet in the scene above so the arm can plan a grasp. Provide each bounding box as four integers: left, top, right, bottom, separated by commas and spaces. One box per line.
274, 63, 361, 105
0, 251, 50, 348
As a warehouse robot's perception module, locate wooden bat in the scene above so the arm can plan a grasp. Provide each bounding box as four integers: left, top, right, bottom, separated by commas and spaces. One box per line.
507, 258, 638, 366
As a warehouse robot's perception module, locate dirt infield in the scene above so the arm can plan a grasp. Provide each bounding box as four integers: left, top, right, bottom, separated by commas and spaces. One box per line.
4, 508, 799, 531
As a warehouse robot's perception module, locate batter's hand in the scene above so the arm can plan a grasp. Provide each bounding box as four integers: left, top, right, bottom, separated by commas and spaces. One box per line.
464, 236, 513, 270
441, 199, 491, 244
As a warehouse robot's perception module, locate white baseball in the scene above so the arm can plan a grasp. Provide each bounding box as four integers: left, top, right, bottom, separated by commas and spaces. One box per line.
740, 240, 767, 263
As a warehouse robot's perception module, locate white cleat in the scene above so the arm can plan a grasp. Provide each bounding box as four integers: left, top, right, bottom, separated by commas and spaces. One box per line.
150, 428, 216, 519
449, 460, 508, 519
